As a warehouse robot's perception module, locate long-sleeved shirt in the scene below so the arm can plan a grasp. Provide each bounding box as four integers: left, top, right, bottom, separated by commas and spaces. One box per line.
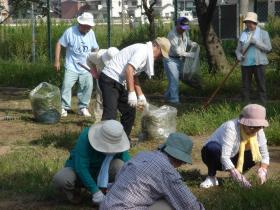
204, 119, 270, 170
167, 27, 192, 57
65, 127, 130, 193
100, 151, 204, 210
235, 28, 271, 66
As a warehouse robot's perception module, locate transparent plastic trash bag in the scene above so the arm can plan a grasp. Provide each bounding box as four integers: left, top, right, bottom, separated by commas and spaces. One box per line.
139, 104, 177, 141
29, 82, 61, 124
182, 45, 202, 89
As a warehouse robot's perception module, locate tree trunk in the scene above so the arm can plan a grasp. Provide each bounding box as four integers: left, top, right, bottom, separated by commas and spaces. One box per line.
195, 0, 231, 74
142, 0, 156, 39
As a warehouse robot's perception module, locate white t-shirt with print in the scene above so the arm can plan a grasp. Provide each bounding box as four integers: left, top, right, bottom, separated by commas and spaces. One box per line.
102, 43, 149, 84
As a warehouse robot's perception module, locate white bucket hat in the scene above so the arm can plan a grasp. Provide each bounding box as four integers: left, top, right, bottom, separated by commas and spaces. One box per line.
88, 120, 130, 153
77, 12, 95, 27
243, 12, 258, 24
101, 47, 119, 66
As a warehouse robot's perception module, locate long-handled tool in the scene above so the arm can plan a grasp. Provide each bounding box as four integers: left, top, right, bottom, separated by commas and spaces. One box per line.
203, 34, 253, 109
77, 62, 99, 79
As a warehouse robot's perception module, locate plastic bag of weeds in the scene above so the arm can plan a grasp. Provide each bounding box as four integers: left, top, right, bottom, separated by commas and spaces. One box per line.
29, 82, 61, 124
182, 45, 202, 89
139, 104, 177, 141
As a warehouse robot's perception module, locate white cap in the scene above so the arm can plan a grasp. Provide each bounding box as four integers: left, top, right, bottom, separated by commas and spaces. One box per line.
101, 47, 119, 66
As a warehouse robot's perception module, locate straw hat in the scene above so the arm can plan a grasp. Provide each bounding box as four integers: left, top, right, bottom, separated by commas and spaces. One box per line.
88, 120, 130, 153
238, 104, 269, 127
155, 37, 171, 58
159, 132, 193, 164
243, 12, 258, 24
77, 12, 95, 27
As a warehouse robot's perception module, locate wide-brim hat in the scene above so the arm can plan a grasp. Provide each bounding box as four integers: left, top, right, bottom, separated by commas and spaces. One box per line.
238, 104, 269, 127
159, 132, 193, 164
243, 12, 258, 24
88, 120, 130, 153
101, 47, 119, 66
155, 37, 171, 58
77, 12, 95, 27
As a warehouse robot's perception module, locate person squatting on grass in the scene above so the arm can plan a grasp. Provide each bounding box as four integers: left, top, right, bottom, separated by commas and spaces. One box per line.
98, 37, 171, 138
200, 104, 270, 188
54, 12, 99, 117
86, 47, 120, 122
163, 16, 198, 104
100, 132, 205, 210
52, 120, 130, 205
235, 12, 272, 105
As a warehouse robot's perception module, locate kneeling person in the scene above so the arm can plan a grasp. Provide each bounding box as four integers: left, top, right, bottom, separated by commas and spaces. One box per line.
100, 132, 205, 210
53, 120, 130, 205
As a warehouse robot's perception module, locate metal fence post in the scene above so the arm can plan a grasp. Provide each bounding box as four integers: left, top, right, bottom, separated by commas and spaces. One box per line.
107, 0, 111, 47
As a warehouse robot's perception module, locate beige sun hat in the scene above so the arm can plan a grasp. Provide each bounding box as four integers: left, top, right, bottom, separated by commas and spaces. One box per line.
101, 47, 119, 66
88, 120, 130, 153
155, 37, 171, 58
243, 12, 258, 24
238, 104, 269, 127
77, 12, 95, 27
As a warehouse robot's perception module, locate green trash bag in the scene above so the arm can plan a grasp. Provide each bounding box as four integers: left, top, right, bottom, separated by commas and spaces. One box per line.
29, 82, 61, 124
139, 104, 177, 141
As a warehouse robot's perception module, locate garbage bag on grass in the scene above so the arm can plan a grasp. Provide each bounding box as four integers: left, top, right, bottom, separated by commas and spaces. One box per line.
29, 82, 61, 124
182, 45, 202, 89
140, 104, 177, 141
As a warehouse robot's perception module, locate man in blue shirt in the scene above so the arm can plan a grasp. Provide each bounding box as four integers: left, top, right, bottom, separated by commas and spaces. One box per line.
54, 12, 99, 117
53, 120, 130, 205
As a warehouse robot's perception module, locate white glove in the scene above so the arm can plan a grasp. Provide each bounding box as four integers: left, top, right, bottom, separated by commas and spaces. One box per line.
182, 52, 195, 58
236, 54, 245, 61
128, 91, 138, 107
250, 37, 257, 45
92, 190, 105, 204
257, 167, 267, 184
230, 168, 252, 188
137, 94, 147, 106
191, 42, 198, 48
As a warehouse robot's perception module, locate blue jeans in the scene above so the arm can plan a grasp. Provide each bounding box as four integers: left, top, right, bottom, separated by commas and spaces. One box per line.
61, 69, 94, 110
201, 142, 255, 176
163, 57, 184, 103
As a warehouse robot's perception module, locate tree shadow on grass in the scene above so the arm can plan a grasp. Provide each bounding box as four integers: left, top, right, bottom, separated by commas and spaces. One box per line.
30, 130, 80, 151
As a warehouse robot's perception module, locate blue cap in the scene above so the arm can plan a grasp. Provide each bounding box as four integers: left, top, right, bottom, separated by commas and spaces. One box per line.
176, 17, 189, 31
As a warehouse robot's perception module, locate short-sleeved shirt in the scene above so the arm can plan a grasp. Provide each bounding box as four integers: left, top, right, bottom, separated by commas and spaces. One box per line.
59, 25, 99, 73
102, 43, 149, 84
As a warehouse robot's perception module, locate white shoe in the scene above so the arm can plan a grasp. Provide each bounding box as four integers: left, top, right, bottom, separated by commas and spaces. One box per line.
200, 176, 219, 188
78, 108, 91, 117
61, 108, 68, 117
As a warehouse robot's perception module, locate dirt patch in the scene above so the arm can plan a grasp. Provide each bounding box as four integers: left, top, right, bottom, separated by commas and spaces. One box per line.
0, 146, 10, 156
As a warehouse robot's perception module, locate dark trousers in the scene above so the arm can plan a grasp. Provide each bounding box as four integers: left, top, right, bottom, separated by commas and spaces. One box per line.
201, 142, 255, 176
241, 65, 266, 104
99, 73, 136, 137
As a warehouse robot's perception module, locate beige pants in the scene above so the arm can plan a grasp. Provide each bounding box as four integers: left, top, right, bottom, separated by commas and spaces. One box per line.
93, 81, 103, 122
149, 199, 172, 210
52, 159, 124, 199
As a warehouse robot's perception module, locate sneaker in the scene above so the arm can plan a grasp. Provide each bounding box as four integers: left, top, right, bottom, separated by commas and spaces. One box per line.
61, 108, 68, 117
78, 108, 91, 117
200, 176, 219, 188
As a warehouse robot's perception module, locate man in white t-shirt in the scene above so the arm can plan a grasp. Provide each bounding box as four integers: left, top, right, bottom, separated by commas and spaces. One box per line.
54, 12, 99, 117
99, 37, 171, 137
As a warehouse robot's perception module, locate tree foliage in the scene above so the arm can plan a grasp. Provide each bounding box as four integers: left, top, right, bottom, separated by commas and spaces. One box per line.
1, 0, 47, 24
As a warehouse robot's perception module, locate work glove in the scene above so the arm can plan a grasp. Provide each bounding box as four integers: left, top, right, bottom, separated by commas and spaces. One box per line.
92, 190, 105, 205
182, 52, 195, 58
137, 94, 147, 106
257, 167, 267, 184
236, 53, 245, 61
191, 42, 198, 48
249, 37, 257, 45
128, 91, 138, 107
230, 168, 252, 188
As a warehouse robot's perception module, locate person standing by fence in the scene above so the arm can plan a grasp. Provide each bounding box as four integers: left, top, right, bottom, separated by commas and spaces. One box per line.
54, 12, 99, 117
